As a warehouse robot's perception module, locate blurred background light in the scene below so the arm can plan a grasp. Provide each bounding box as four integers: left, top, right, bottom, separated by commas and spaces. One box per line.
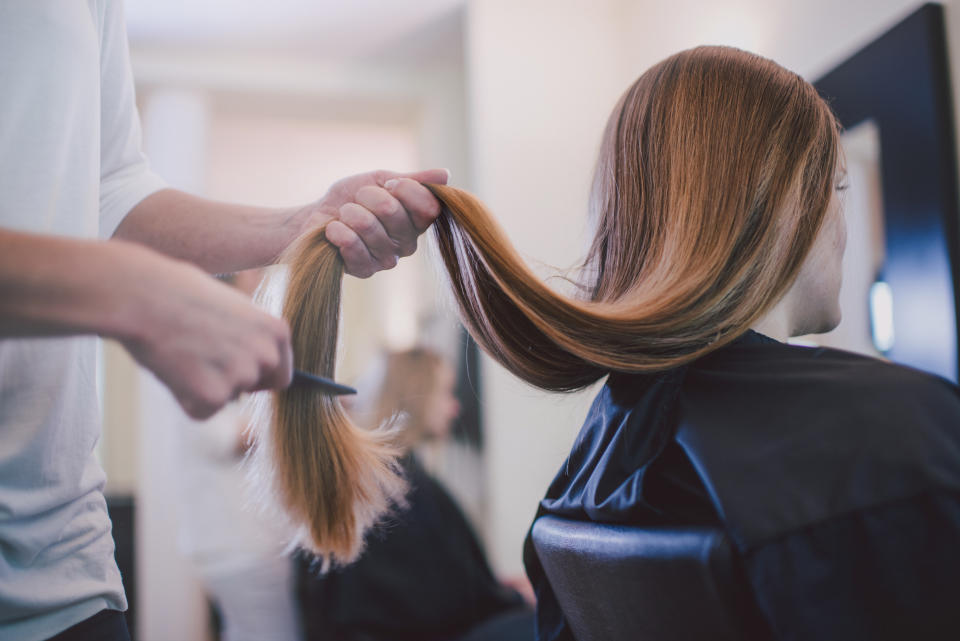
870, 280, 895, 353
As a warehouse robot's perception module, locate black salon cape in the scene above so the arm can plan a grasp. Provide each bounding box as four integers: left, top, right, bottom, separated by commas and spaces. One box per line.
523, 331, 960, 641
299, 455, 526, 641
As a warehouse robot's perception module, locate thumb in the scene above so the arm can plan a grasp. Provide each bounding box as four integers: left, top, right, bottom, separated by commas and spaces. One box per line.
400, 168, 450, 185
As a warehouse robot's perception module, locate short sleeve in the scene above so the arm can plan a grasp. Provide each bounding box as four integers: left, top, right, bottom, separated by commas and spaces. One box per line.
96, 0, 166, 239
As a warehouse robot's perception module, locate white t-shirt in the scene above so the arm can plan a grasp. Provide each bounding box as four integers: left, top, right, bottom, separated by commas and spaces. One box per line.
0, 2, 165, 639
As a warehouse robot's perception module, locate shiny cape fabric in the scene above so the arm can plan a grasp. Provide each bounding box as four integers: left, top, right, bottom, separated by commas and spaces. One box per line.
524, 331, 960, 640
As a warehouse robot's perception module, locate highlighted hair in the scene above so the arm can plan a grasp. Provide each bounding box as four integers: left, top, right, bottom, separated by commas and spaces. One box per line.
429, 47, 839, 384
248, 46, 839, 564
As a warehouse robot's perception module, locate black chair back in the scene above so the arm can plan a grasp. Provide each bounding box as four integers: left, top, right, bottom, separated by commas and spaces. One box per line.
531, 516, 766, 641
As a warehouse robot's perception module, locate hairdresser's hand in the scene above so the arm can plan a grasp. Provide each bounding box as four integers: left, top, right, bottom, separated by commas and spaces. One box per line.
119, 249, 293, 419
300, 168, 449, 278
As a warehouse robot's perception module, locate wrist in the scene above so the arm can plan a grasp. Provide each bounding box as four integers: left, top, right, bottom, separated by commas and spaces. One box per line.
99, 240, 183, 346
284, 201, 336, 251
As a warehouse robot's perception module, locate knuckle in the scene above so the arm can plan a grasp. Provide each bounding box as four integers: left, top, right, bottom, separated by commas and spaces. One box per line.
342, 205, 377, 235
355, 184, 380, 200
349, 264, 376, 279
180, 397, 202, 419
259, 341, 281, 371
236, 358, 260, 383
410, 189, 442, 220
354, 212, 378, 235
372, 200, 399, 219
422, 198, 442, 219
196, 374, 231, 409
240, 373, 259, 394
197, 404, 218, 420
270, 317, 291, 342
339, 233, 364, 253
365, 193, 400, 218
339, 201, 364, 216
205, 386, 230, 409
187, 395, 218, 419
339, 243, 367, 267
350, 220, 372, 237
337, 203, 359, 222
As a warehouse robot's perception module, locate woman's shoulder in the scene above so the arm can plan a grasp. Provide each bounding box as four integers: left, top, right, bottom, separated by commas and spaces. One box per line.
677, 335, 960, 550
690, 333, 959, 413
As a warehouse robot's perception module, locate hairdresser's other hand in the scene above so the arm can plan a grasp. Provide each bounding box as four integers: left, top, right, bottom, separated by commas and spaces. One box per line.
302, 168, 449, 278
121, 253, 293, 419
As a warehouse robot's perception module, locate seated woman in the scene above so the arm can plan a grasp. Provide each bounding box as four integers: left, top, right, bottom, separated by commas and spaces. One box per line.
420, 48, 960, 640
263, 45, 960, 641
297, 348, 534, 641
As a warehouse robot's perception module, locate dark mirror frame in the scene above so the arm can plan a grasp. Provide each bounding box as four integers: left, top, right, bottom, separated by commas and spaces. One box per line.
815, 2, 960, 382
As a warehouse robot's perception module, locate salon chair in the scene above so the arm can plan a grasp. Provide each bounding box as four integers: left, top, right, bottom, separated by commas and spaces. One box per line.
530, 515, 771, 641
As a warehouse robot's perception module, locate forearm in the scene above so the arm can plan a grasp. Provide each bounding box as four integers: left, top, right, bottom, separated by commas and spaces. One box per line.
0, 228, 164, 339
114, 189, 321, 273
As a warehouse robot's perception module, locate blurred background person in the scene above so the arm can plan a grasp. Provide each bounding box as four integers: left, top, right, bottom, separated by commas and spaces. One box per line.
175, 268, 303, 641
298, 348, 535, 641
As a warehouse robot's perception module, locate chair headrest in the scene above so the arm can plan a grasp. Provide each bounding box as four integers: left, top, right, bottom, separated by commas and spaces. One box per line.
531, 516, 757, 641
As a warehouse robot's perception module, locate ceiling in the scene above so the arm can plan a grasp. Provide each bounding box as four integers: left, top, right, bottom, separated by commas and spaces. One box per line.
125, 0, 466, 61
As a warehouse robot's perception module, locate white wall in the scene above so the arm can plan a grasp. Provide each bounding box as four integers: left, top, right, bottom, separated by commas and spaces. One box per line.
620, 0, 928, 80
465, 0, 953, 576
466, 0, 637, 576
136, 90, 213, 641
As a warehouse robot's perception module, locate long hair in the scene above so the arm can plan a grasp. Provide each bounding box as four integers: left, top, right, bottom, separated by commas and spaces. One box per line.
248, 46, 840, 564
430, 45, 839, 386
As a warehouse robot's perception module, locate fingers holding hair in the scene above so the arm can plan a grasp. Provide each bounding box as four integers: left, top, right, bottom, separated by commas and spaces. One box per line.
383, 177, 444, 234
